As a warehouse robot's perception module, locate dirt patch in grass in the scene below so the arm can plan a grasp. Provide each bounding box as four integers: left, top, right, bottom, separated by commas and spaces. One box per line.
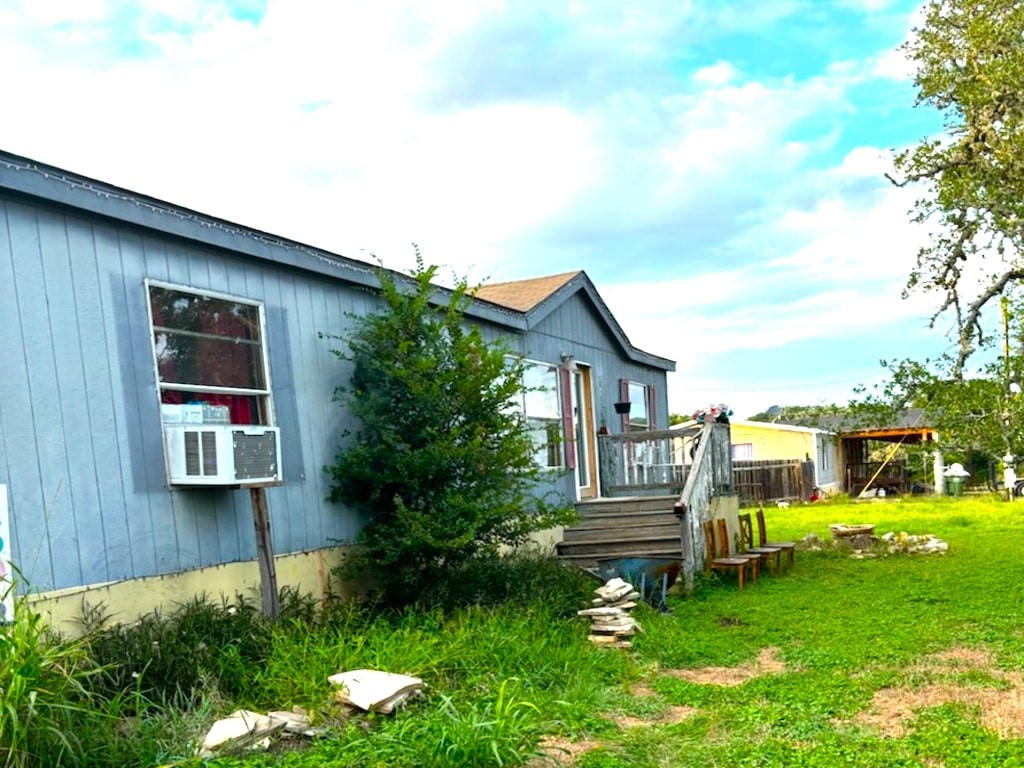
846, 646, 1024, 738
533, 735, 601, 766
662, 647, 786, 686
612, 704, 698, 729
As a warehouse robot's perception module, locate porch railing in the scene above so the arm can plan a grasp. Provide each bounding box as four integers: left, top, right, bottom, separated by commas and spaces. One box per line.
674, 421, 732, 593
597, 426, 700, 497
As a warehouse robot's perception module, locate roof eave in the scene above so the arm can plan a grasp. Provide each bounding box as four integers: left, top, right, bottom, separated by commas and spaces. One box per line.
0, 151, 528, 331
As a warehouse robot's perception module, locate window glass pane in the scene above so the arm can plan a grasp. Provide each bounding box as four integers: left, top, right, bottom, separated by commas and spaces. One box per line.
628, 381, 648, 431
523, 364, 560, 419
154, 331, 265, 389
150, 287, 261, 341
522, 363, 562, 468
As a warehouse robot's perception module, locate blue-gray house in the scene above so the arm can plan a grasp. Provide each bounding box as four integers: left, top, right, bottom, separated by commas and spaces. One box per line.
0, 150, 674, 628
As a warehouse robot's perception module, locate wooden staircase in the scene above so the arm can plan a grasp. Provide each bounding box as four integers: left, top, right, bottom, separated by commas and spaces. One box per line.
557, 420, 734, 593
555, 495, 684, 570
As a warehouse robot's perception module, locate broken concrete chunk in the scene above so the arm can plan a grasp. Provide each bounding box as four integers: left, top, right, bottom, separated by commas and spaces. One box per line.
198, 709, 287, 758
267, 710, 318, 737
577, 606, 625, 617
328, 669, 424, 714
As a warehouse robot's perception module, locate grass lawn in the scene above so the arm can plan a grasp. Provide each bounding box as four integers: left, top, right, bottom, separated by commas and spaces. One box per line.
593, 494, 1024, 767
189, 495, 1024, 767
47, 494, 1024, 767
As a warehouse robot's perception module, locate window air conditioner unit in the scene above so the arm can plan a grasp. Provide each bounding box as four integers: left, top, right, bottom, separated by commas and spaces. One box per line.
163, 425, 282, 486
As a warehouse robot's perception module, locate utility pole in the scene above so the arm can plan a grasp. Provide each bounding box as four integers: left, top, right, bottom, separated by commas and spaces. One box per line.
1003, 296, 1017, 500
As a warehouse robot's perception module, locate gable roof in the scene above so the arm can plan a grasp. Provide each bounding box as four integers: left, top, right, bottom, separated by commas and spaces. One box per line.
0, 149, 674, 372
473, 271, 674, 371
473, 271, 581, 312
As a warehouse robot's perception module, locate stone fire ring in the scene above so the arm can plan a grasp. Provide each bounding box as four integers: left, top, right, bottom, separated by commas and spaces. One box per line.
829, 524, 876, 539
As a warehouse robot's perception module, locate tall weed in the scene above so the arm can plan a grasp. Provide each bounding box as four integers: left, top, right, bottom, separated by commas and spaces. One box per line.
0, 598, 101, 767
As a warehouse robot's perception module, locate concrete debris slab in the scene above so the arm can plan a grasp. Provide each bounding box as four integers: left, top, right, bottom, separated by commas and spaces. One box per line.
328, 669, 424, 714
582, 577, 641, 648
198, 709, 287, 758
267, 710, 319, 737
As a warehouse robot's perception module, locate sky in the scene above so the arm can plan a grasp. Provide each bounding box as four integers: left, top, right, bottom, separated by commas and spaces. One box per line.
0, 0, 957, 419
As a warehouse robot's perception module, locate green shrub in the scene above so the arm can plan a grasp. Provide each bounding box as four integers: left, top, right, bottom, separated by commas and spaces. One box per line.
323, 256, 575, 605
419, 550, 595, 614
80, 593, 271, 706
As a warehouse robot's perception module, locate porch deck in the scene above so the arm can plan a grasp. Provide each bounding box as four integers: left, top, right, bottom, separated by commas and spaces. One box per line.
557, 421, 734, 592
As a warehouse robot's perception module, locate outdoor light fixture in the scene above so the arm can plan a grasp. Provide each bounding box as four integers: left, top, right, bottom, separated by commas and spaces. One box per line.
560, 352, 578, 371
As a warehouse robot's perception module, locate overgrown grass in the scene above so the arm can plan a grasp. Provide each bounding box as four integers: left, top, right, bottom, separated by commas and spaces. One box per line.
13, 497, 1024, 766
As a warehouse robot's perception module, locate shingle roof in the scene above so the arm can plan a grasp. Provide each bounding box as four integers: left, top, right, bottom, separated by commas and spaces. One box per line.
472, 271, 581, 312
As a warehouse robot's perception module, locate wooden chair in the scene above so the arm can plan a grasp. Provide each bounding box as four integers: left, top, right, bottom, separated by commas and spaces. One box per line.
756, 507, 796, 569
739, 512, 781, 576
717, 518, 760, 582
703, 519, 752, 589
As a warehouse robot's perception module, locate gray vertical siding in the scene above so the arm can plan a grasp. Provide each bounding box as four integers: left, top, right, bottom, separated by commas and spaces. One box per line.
516, 297, 670, 503
526, 298, 668, 428
0, 198, 377, 592
0, 193, 672, 593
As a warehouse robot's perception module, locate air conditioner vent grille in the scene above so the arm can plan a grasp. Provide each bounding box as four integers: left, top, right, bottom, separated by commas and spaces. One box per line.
202, 430, 218, 475
233, 430, 278, 479
184, 431, 201, 476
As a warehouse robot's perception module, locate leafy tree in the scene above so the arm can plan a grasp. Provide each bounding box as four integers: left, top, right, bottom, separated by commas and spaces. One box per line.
889, 0, 1024, 374
853, 345, 1024, 465
324, 257, 575, 604
746, 404, 849, 428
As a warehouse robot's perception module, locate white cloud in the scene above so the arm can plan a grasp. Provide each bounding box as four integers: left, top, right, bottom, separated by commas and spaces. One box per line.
0, 0, 947, 415
692, 61, 737, 86
873, 45, 915, 80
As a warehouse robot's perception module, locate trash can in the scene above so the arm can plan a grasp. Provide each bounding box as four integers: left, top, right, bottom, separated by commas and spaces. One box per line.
944, 462, 969, 496
947, 476, 965, 496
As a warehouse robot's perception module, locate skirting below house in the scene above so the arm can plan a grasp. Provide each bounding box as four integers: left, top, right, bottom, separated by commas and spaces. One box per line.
27, 545, 353, 637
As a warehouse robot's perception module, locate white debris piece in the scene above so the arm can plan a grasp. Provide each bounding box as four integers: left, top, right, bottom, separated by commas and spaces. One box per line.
595, 577, 635, 602
581, 577, 641, 648
577, 606, 625, 618
198, 709, 287, 758
267, 710, 318, 737
328, 669, 424, 714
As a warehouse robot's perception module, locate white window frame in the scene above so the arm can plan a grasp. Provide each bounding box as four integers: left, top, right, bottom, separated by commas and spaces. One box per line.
627, 381, 649, 432
732, 443, 754, 460
517, 359, 564, 470
145, 279, 276, 427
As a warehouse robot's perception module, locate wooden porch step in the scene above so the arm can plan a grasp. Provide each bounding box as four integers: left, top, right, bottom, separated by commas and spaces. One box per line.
575, 495, 678, 515
570, 511, 680, 528
556, 546, 684, 568
557, 537, 684, 558
561, 523, 681, 543
581, 495, 675, 507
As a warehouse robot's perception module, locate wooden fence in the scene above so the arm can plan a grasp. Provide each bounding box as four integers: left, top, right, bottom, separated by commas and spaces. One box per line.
733, 458, 815, 505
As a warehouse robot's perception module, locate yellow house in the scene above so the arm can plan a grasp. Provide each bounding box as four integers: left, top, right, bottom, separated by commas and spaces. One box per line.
729, 420, 839, 493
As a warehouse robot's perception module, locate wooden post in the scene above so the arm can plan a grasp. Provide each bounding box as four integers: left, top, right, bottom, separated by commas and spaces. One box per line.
249, 487, 279, 618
